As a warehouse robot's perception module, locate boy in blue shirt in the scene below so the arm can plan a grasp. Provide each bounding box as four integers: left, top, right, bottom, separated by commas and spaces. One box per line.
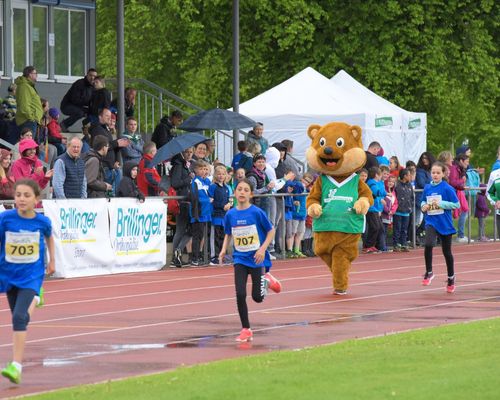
190, 159, 212, 266
364, 167, 387, 253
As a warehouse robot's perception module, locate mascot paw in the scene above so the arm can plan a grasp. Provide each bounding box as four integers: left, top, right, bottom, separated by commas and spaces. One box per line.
353, 198, 370, 215
308, 203, 323, 218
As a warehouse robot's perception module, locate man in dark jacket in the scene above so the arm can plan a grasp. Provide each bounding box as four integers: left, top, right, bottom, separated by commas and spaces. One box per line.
84, 135, 111, 198
60, 68, 97, 131
151, 110, 183, 150
89, 108, 130, 195
365, 141, 381, 170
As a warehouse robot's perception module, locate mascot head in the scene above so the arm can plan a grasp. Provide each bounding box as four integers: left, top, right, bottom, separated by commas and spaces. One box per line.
306, 122, 366, 177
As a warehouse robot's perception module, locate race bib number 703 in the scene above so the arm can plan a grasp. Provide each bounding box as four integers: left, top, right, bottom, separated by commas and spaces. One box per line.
5, 231, 40, 264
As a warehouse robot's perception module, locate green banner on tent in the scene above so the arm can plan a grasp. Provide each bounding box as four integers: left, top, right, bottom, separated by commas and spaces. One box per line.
408, 118, 421, 129
375, 117, 393, 128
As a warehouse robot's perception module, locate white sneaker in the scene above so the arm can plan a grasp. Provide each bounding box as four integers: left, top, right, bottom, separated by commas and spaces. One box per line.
269, 253, 276, 261
457, 237, 469, 243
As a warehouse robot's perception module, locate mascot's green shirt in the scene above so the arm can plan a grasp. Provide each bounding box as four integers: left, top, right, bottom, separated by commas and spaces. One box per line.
313, 174, 365, 234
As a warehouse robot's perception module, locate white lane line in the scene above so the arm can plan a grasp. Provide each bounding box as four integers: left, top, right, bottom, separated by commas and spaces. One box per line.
1, 278, 499, 348
1, 263, 500, 316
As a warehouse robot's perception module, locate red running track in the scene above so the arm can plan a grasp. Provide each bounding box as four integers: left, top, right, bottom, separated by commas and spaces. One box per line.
1, 242, 500, 397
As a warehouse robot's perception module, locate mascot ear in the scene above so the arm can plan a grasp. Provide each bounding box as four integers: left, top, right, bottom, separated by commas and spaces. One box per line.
351, 125, 363, 146
308, 124, 322, 140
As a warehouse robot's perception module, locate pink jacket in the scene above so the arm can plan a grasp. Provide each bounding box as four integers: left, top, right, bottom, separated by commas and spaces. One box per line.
11, 139, 49, 189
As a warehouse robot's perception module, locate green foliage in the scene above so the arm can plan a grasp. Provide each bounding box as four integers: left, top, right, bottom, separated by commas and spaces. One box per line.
96, 0, 499, 169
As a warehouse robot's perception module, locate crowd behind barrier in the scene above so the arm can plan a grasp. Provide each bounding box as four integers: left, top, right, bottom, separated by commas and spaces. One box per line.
0, 186, 497, 279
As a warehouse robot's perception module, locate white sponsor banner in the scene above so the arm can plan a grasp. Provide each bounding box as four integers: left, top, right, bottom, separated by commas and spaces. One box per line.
43, 199, 115, 278
108, 198, 167, 273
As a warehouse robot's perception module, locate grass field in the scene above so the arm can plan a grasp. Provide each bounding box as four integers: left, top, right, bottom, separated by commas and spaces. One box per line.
28, 317, 500, 400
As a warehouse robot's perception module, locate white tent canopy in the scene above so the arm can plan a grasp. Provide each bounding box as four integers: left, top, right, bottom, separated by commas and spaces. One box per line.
218, 67, 426, 167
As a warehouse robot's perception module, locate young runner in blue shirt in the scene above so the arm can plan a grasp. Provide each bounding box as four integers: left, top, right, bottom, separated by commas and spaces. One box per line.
219, 178, 281, 342
0, 179, 55, 384
421, 162, 460, 293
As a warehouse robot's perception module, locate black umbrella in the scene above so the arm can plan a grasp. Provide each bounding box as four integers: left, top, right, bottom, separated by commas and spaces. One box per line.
179, 108, 256, 131
151, 132, 207, 164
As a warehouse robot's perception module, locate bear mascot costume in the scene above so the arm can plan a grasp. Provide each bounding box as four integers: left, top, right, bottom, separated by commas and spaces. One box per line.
306, 122, 373, 295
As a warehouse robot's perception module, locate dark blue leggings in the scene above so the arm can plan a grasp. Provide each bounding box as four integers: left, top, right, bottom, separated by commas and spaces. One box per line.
7, 287, 36, 331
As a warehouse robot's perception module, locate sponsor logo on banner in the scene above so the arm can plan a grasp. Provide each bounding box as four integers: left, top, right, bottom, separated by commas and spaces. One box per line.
375, 116, 393, 128
42, 199, 115, 278
408, 118, 421, 129
109, 198, 167, 271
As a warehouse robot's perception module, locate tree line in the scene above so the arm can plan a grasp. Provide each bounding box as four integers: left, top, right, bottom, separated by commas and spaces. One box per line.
96, 0, 499, 170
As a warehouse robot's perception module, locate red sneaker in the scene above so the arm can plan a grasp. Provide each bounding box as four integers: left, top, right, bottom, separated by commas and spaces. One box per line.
236, 328, 253, 342
264, 272, 282, 293
422, 272, 434, 286
446, 277, 455, 293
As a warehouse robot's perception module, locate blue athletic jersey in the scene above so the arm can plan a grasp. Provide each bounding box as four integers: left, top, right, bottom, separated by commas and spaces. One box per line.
422, 181, 459, 235
224, 205, 273, 268
0, 209, 52, 293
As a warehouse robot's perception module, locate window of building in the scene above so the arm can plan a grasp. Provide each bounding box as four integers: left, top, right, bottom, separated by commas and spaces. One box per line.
0, 2, 4, 74
32, 6, 48, 76
13, 1, 29, 73
54, 8, 86, 77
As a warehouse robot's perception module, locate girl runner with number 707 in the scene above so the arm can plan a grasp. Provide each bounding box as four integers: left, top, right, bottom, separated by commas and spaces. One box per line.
219, 178, 282, 343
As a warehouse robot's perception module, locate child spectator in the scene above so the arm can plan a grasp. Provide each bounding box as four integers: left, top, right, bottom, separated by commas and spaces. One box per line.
190, 159, 212, 266
0, 149, 15, 200
47, 107, 67, 156
380, 175, 398, 252
231, 140, 253, 172
246, 154, 274, 213
380, 164, 390, 184
376, 147, 390, 166
358, 168, 368, 183
421, 162, 460, 293
389, 156, 402, 177
475, 183, 490, 241
137, 142, 165, 197
117, 161, 145, 201
289, 178, 307, 258
209, 165, 233, 265
300, 173, 315, 257
364, 166, 386, 253
283, 180, 296, 257
393, 168, 414, 251
358, 168, 369, 248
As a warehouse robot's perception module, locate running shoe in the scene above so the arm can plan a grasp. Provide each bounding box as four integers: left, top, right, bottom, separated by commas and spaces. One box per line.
36, 287, 45, 308
333, 289, 347, 295
422, 272, 434, 286
264, 272, 282, 293
293, 249, 307, 258
446, 277, 456, 293
236, 328, 253, 342
1, 363, 21, 384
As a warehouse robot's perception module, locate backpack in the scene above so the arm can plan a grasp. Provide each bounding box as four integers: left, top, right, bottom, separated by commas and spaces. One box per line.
167, 186, 180, 216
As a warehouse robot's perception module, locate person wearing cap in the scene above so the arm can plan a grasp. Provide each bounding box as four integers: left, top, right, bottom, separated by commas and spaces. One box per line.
53, 136, 87, 199
10, 138, 53, 189
246, 122, 268, 156
47, 107, 67, 156
84, 135, 112, 198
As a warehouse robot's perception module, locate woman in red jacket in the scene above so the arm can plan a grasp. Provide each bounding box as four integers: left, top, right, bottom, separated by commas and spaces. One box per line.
0, 149, 15, 200
10, 139, 53, 190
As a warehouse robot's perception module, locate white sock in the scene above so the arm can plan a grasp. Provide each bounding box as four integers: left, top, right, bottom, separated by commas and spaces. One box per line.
34, 295, 41, 305
11, 361, 22, 372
